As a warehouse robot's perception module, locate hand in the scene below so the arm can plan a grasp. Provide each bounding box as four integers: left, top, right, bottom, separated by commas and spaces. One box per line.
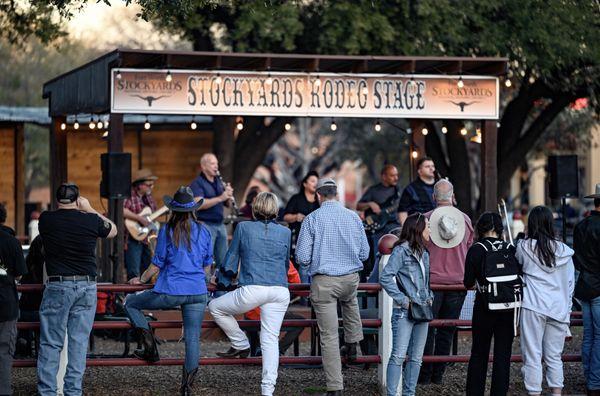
221, 184, 234, 202
137, 215, 151, 227
296, 213, 305, 222
129, 277, 142, 285
77, 197, 94, 213
370, 202, 381, 214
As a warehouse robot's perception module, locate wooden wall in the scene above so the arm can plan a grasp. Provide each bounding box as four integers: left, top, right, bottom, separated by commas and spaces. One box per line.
67, 128, 213, 213
0, 124, 25, 235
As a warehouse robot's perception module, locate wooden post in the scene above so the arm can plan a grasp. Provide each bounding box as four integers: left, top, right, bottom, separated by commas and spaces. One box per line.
481, 120, 498, 211
106, 113, 126, 283
49, 117, 67, 210
13, 124, 25, 237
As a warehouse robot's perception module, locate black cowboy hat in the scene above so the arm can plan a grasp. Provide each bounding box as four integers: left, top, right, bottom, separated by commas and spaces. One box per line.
163, 186, 203, 212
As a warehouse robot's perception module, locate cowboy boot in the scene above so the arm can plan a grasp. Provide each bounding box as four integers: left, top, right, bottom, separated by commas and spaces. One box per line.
133, 328, 160, 363
180, 366, 198, 396
339, 342, 358, 363
216, 346, 250, 358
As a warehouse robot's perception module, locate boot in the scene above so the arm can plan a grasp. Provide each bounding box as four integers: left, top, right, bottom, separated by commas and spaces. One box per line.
180, 366, 198, 396
216, 346, 250, 358
133, 328, 160, 363
340, 342, 358, 363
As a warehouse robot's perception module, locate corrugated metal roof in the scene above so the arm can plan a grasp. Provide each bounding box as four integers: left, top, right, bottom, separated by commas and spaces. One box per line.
0, 106, 51, 125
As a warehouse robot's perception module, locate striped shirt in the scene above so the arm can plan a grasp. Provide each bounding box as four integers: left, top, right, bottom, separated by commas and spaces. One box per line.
296, 200, 369, 277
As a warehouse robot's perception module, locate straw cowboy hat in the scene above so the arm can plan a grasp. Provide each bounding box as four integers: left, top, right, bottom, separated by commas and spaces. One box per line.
584, 183, 600, 199
429, 206, 466, 249
132, 168, 158, 184
163, 186, 203, 213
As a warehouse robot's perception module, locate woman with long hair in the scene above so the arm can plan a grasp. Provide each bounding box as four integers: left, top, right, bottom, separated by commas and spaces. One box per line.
380, 213, 433, 396
124, 186, 213, 396
209, 192, 291, 396
464, 212, 518, 395
517, 206, 574, 396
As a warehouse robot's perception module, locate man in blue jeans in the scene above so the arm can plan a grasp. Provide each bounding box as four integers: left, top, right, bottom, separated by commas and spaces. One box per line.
189, 153, 233, 278
574, 185, 600, 396
37, 183, 117, 395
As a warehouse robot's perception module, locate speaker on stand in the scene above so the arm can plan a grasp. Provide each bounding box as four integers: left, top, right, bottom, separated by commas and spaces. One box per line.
547, 155, 578, 244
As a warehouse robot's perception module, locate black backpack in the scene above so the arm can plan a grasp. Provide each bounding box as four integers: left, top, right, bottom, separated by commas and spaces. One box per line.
476, 240, 523, 311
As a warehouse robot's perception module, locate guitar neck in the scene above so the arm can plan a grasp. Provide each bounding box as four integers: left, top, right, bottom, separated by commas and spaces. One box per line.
148, 206, 170, 221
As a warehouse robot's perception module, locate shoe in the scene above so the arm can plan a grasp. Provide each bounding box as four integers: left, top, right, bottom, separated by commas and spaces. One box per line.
339, 342, 358, 363
180, 366, 198, 396
216, 346, 250, 358
133, 328, 160, 363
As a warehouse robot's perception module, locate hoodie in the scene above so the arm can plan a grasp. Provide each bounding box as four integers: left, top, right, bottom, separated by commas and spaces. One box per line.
516, 239, 574, 323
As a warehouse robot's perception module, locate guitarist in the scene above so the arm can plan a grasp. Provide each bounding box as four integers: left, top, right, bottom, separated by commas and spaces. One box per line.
357, 165, 401, 274
123, 168, 158, 280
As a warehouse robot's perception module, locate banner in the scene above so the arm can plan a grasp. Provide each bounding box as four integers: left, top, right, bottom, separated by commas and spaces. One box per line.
111, 69, 499, 119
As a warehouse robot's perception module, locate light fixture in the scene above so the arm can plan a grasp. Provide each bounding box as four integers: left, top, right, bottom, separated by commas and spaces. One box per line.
421, 127, 428, 136
505, 79, 512, 88
105, 119, 109, 129
374, 120, 381, 132
236, 119, 244, 131
330, 119, 337, 131
102, 131, 108, 138
311, 147, 319, 154
97, 120, 104, 129
441, 126, 448, 134
60, 123, 66, 131
361, 86, 369, 95
116, 70, 122, 80
144, 116, 151, 130
215, 73, 222, 85
266, 73, 273, 86
314, 74, 322, 87
406, 128, 412, 134
284, 122, 292, 131
411, 150, 418, 159
165, 70, 172, 82
73, 119, 80, 130
190, 115, 197, 130
89, 116, 96, 129
457, 76, 464, 88
470, 129, 482, 144
460, 126, 468, 136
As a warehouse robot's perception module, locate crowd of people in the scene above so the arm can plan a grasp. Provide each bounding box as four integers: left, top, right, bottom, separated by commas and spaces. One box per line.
0, 153, 599, 396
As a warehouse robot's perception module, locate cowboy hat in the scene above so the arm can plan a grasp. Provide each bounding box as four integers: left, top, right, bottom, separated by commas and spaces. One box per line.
429, 206, 466, 249
584, 183, 600, 199
163, 186, 203, 212
132, 168, 158, 184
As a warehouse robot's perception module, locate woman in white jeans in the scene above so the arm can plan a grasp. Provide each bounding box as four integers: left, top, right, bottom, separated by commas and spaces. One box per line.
208, 192, 291, 396
516, 206, 575, 396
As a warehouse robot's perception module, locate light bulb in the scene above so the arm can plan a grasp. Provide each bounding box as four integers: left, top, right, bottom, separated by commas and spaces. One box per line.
190, 122, 197, 130
457, 77, 464, 88
60, 123, 66, 131
74, 122, 79, 130
441, 126, 448, 134
266, 74, 273, 85
215, 74, 222, 84
116, 71, 122, 80
422, 127, 428, 136
165, 71, 172, 82
314, 76, 322, 87
97, 121, 103, 129
374, 121, 381, 132
236, 121, 244, 131
89, 121, 95, 130
144, 121, 151, 130
505, 79, 512, 87
460, 127, 468, 136
330, 121, 337, 131
411, 150, 418, 159
102, 131, 108, 138
284, 123, 292, 131
361, 86, 369, 95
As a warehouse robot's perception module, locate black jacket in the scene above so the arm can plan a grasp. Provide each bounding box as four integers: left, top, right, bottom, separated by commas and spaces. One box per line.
573, 211, 600, 301
0, 225, 27, 321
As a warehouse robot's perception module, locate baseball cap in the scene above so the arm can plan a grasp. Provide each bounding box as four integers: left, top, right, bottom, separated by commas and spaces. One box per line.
56, 183, 79, 204
316, 178, 337, 190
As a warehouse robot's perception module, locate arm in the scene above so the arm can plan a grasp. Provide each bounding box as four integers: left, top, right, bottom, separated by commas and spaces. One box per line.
139, 264, 160, 284
12, 239, 27, 281
131, 228, 167, 284
123, 207, 151, 226
221, 225, 241, 276
356, 214, 370, 261
379, 250, 410, 308
295, 217, 314, 271
464, 245, 483, 289
283, 196, 302, 223
397, 187, 412, 225
79, 197, 117, 239
357, 188, 380, 213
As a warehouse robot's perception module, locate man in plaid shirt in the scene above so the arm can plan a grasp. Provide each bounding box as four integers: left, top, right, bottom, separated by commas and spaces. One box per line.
123, 168, 158, 280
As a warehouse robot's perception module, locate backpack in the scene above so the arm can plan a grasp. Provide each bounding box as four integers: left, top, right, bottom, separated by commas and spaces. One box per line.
476, 240, 523, 311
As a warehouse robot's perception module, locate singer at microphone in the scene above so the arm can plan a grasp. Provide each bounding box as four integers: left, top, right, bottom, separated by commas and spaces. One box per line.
189, 153, 233, 278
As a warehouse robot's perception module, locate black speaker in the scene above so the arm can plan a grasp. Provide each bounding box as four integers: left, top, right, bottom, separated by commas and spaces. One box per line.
100, 153, 132, 199
548, 155, 578, 199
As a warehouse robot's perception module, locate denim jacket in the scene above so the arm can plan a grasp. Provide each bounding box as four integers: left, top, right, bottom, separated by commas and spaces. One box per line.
220, 220, 291, 287
379, 242, 434, 308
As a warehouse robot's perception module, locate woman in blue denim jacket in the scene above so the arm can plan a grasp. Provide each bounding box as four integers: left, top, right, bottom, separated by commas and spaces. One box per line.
380, 213, 433, 396
208, 192, 291, 396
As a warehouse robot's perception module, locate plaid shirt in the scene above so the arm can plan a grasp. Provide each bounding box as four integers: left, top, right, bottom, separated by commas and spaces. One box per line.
123, 187, 157, 214
296, 200, 369, 277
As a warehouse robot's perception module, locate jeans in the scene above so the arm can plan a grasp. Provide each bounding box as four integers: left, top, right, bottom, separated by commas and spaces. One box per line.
420, 290, 466, 381
466, 297, 514, 395
204, 222, 228, 269
124, 290, 207, 372
209, 285, 290, 396
37, 280, 97, 396
582, 296, 600, 390
125, 237, 152, 280
0, 319, 17, 395
386, 308, 429, 396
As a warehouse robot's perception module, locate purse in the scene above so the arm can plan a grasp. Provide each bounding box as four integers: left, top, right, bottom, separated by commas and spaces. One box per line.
407, 301, 433, 323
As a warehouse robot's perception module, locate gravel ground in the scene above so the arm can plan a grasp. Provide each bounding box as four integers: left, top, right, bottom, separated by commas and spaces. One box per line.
12, 328, 587, 395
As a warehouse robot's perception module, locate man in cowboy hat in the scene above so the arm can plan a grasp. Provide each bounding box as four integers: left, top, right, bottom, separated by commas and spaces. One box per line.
123, 168, 159, 280
419, 179, 474, 385
573, 183, 600, 395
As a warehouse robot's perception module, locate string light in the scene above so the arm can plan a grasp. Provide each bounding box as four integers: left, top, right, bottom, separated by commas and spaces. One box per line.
441, 126, 448, 134
457, 76, 464, 88
115, 70, 122, 80
97, 120, 104, 129
73, 119, 79, 130
89, 116, 96, 130
102, 131, 108, 138
144, 116, 151, 130
236, 119, 244, 131
374, 120, 381, 132
215, 73, 222, 85
314, 74, 322, 87
330, 119, 337, 131
266, 73, 273, 86
60, 123, 66, 131
411, 150, 418, 159
421, 127, 428, 136
284, 123, 292, 131
505, 79, 512, 88
361, 86, 369, 95
165, 70, 172, 82
460, 127, 468, 136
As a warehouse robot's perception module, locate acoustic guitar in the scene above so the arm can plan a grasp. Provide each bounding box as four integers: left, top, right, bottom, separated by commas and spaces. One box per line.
125, 206, 169, 241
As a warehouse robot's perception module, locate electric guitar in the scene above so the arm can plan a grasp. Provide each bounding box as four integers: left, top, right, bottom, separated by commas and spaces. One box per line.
363, 195, 401, 234
125, 206, 169, 241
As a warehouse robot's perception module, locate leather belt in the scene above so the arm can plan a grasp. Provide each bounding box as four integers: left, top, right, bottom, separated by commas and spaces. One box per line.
47, 275, 97, 283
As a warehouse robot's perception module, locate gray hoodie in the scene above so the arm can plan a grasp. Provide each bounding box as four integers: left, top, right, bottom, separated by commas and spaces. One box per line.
516, 239, 574, 323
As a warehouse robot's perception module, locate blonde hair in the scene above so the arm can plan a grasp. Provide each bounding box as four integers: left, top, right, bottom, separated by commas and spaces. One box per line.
252, 192, 279, 220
